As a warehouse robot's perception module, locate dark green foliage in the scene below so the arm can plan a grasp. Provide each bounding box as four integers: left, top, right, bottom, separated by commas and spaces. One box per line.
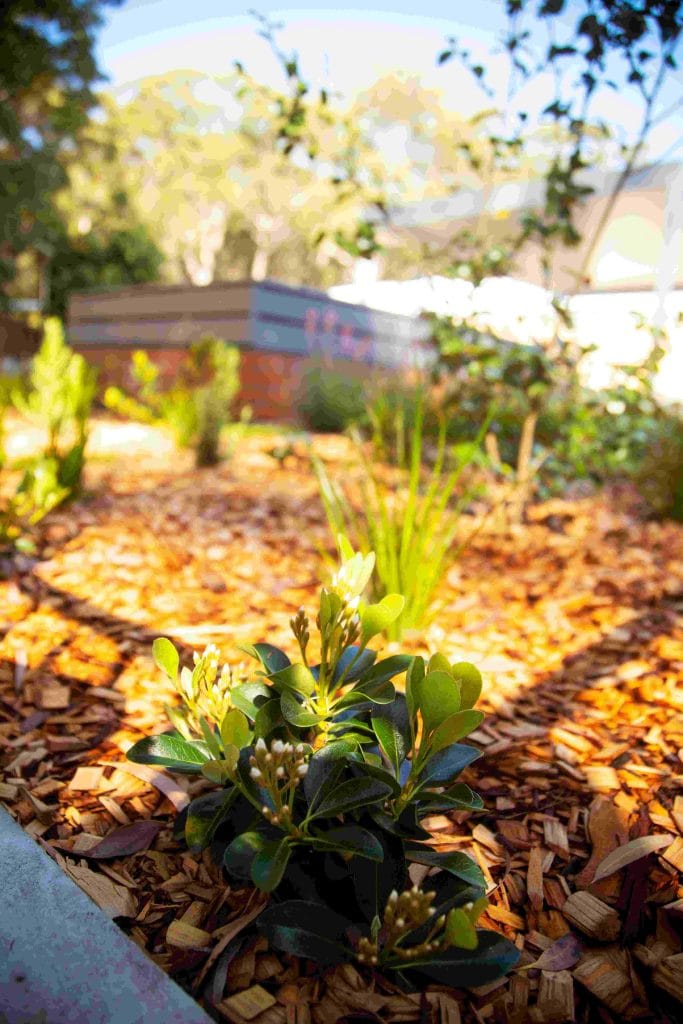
298, 365, 366, 433
429, 315, 683, 512
635, 412, 683, 522
0, 0, 124, 299
47, 225, 164, 319
128, 548, 519, 985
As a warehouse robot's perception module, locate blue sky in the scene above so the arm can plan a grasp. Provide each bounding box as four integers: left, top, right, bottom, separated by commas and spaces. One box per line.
97, 2, 683, 162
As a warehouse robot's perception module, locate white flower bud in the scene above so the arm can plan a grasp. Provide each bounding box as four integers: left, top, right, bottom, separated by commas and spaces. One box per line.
272, 739, 284, 754
276, 766, 285, 778
388, 890, 398, 903
255, 738, 267, 752
296, 763, 308, 777
396, 917, 405, 929
250, 767, 262, 780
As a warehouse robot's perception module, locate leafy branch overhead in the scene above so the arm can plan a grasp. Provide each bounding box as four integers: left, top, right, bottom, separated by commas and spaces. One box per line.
247, 3, 681, 284
127, 546, 519, 983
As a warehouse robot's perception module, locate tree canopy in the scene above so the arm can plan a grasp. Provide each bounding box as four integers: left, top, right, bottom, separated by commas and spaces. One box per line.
0, 0, 124, 304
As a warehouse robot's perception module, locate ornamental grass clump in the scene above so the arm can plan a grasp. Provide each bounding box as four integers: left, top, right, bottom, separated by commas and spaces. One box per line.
314, 391, 489, 639
127, 547, 518, 989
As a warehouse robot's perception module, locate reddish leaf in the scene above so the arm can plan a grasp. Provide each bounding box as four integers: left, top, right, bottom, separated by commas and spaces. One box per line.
60, 820, 165, 860
530, 933, 583, 972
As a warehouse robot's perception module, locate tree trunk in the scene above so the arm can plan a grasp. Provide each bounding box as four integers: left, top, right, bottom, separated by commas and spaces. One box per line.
250, 244, 269, 282
509, 410, 538, 524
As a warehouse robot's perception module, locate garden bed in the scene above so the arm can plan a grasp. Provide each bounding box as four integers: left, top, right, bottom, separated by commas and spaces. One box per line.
1, 425, 682, 1023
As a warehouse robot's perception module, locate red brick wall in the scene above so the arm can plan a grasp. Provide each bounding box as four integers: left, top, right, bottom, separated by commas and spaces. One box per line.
75, 345, 367, 424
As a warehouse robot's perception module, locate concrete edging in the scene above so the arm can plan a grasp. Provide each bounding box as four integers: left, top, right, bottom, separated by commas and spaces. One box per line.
0, 807, 213, 1024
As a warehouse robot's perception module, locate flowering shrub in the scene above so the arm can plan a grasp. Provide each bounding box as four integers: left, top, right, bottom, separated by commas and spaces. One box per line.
127, 547, 519, 988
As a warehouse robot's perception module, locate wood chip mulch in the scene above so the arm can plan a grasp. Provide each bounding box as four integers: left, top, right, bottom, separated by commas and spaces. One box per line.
1, 424, 682, 1024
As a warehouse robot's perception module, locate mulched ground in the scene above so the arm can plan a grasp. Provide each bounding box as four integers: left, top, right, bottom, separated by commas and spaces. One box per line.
1, 421, 682, 1024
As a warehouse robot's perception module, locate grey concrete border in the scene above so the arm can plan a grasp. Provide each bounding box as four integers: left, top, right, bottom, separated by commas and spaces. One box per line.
0, 808, 213, 1024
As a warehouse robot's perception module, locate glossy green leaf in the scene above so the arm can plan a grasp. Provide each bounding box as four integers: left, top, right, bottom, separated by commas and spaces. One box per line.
332, 645, 376, 684
335, 680, 395, 710
412, 670, 461, 735
253, 698, 284, 739
280, 690, 324, 727
185, 789, 236, 853
309, 825, 384, 861
427, 652, 451, 675
352, 760, 402, 797
417, 782, 484, 813
405, 930, 520, 987
451, 662, 483, 709
251, 837, 292, 893
406, 844, 486, 890
445, 908, 478, 950
152, 637, 179, 680
319, 589, 342, 632
230, 681, 271, 719
371, 694, 410, 774
405, 655, 425, 725
360, 594, 405, 644
417, 743, 481, 788
220, 708, 251, 750
356, 654, 412, 688
238, 642, 291, 674
269, 663, 316, 697
199, 716, 223, 760
201, 750, 238, 783
224, 830, 270, 880
257, 900, 353, 966
303, 751, 346, 812
308, 776, 392, 820
127, 733, 209, 773
427, 710, 485, 754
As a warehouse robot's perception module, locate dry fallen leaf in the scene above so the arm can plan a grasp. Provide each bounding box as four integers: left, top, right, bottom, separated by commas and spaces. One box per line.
52, 820, 165, 860
98, 760, 190, 810
592, 834, 674, 882
525, 933, 584, 973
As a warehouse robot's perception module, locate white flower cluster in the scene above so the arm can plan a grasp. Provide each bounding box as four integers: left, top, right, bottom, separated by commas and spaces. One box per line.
249, 738, 308, 782
248, 738, 309, 834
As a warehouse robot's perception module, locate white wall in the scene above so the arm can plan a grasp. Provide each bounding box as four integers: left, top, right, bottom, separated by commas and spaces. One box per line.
329, 276, 683, 402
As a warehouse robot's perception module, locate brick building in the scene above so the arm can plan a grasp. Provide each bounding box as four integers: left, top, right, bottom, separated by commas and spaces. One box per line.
67, 278, 432, 421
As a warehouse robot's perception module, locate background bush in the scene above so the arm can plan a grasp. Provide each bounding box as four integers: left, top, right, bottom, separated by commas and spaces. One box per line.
104, 336, 241, 467
298, 364, 366, 433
